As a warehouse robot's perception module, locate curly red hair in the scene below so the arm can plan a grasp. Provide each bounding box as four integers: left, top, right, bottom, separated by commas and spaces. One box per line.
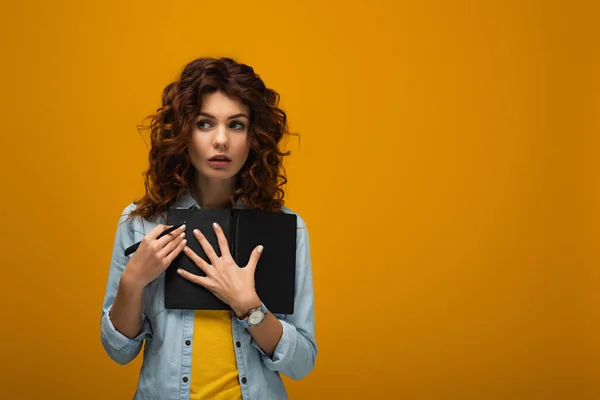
129, 57, 295, 221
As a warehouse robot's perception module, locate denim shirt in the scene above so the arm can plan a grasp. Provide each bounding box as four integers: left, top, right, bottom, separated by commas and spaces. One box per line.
100, 191, 317, 399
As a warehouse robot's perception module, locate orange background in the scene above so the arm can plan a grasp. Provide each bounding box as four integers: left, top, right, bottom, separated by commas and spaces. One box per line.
1, 1, 598, 399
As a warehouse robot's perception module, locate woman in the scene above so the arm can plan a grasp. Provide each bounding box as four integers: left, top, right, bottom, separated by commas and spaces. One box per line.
100, 57, 317, 400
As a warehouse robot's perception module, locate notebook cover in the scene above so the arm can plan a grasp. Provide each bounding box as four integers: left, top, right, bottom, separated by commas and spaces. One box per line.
164, 208, 297, 314
165, 209, 231, 310
235, 209, 297, 314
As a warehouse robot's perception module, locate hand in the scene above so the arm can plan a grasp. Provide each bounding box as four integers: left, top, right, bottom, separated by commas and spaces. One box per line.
178, 222, 263, 317
123, 223, 188, 288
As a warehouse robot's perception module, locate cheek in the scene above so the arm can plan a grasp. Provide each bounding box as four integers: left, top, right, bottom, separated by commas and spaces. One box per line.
238, 138, 251, 161
187, 135, 208, 161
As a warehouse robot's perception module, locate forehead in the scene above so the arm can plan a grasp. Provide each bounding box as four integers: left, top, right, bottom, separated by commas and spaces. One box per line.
199, 91, 249, 116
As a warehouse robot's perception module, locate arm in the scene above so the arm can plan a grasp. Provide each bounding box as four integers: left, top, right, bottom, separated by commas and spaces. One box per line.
248, 216, 317, 380
109, 271, 146, 339
101, 205, 187, 365
100, 204, 151, 365
231, 295, 283, 358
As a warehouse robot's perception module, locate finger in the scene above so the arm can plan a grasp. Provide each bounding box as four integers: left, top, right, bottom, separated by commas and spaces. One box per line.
182, 245, 214, 277
163, 237, 188, 265
246, 245, 264, 271
192, 228, 219, 263
177, 268, 212, 288
212, 223, 232, 259
158, 232, 185, 259
156, 224, 187, 248
144, 224, 170, 240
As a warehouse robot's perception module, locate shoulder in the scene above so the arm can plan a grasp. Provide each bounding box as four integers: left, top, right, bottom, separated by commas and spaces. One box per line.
280, 206, 312, 267
118, 202, 167, 236
117, 202, 138, 222
120, 202, 138, 216
280, 206, 308, 230
113, 202, 137, 236
116, 202, 150, 236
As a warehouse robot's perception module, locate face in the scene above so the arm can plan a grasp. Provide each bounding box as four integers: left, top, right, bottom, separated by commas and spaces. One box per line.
188, 91, 251, 183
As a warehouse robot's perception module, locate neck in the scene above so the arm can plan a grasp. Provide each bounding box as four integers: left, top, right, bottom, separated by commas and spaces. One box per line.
190, 174, 237, 209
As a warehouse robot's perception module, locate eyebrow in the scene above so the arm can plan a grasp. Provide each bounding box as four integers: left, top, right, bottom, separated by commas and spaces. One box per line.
197, 112, 249, 120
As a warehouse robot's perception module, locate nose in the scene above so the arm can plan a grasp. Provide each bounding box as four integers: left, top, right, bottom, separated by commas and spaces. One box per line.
212, 125, 229, 149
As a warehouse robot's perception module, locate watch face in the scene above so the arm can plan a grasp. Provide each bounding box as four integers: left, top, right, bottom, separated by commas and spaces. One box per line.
248, 310, 265, 325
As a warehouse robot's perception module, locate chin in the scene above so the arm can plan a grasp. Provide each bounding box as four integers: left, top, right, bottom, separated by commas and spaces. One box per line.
201, 167, 239, 181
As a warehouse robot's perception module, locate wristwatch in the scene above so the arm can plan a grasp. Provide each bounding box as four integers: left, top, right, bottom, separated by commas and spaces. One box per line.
237, 303, 268, 328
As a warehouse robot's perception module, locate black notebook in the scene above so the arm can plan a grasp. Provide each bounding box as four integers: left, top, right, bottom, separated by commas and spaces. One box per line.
165, 208, 297, 314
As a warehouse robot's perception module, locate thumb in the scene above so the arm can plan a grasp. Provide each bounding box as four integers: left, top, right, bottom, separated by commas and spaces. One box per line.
246, 245, 264, 272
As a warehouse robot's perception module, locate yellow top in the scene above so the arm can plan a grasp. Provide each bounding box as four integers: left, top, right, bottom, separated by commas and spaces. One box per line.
190, 310, 242, 400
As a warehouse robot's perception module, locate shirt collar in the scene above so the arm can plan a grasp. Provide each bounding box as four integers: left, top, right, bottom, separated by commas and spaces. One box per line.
170, 190, 245, 210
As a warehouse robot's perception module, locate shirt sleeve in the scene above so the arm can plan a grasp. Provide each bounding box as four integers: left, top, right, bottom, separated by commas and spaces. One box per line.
100, 203, 153, 365
251, 214, 317, 380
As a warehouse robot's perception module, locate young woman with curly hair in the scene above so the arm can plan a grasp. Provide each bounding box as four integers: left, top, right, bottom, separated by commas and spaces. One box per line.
100, 57, 317, 400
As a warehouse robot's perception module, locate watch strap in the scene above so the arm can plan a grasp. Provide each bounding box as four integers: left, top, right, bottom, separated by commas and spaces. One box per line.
237, 303, 267, 328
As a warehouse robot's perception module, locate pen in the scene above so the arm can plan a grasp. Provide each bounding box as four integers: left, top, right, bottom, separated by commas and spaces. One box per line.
124, 221, 187, 257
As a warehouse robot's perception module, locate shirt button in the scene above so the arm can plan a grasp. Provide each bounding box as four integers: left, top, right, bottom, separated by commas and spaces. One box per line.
236, 341, 241, 348
183, 377, 188, 383
241, 377, 247, 384
185, 340, 191, 346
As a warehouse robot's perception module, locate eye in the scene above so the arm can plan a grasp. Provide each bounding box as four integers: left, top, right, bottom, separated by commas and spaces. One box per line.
230, 121, 245, 130
197, 120, 212, 130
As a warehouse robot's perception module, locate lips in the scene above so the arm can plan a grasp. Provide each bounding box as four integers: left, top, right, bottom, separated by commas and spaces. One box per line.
209, 155, 231, 161
208, 154, 232, 169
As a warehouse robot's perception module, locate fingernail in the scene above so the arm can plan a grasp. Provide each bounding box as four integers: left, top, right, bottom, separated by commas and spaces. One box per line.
180, 232, 186, 238
181, 224, 186, 230
258, 245, 264, 254
177, 269, 184, 275
182, 239, 187, 245
184, 246, 189, 252
213, 222, 219, 229
193, 229, 200, 235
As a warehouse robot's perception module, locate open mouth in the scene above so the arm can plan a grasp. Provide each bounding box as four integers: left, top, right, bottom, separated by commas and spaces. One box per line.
208, 155, 232, 168
209, 156, 231, 161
